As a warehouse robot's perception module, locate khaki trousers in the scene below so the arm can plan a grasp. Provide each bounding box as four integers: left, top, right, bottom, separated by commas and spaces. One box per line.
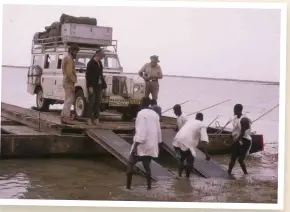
145, 81, 159, 100
61, 82, 75, 119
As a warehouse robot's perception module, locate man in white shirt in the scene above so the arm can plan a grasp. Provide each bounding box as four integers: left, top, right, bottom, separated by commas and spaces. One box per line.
172, 113, 210, 178
227, 104, 252, 176
173, 104, 188, 131
126, 97, 162, 190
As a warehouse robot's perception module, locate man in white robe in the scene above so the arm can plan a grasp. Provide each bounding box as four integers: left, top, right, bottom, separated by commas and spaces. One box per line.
173, 104, 188, 131
126, 97, 162, 190
172, 113, 210, 178
227, 104, 252, 176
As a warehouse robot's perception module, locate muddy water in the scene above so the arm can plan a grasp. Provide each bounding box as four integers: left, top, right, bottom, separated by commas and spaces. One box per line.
0, 67, 279, 203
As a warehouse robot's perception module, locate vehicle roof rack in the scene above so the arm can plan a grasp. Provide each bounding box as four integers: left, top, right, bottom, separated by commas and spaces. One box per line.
31, 36, 118, 54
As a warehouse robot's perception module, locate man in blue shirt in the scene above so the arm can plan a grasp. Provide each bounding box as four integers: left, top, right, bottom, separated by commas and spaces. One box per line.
149, 99, 162, 117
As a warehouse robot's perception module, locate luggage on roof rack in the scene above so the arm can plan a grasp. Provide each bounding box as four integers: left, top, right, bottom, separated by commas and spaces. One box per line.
33, 23, 113, 47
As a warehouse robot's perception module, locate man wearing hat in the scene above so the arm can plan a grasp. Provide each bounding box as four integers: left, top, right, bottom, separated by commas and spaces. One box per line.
85, 49, 107, 126
138, 55, 163, 102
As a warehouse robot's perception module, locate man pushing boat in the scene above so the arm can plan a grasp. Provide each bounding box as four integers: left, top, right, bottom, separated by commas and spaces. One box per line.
172, 113, 210, 178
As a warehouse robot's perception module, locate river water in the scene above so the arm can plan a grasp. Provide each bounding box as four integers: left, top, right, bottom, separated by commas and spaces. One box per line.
0, 67, 280, 203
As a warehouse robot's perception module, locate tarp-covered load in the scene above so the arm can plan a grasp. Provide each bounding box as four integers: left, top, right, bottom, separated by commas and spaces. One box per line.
60, 13, 97, 25
33, 14, 98, 44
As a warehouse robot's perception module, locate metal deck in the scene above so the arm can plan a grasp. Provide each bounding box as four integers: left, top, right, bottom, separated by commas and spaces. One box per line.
86, 129, 176, 181
161, 129, 229, 179
1, 102, 175, 135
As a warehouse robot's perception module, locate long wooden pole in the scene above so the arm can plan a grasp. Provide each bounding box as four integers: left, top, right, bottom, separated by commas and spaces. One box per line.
214, 117, 233, 135
217, 104, 279, 136
252, 104, 279, 123
162, 100, 190, 114
207, 115, 219, 128
188, 99, 231, 117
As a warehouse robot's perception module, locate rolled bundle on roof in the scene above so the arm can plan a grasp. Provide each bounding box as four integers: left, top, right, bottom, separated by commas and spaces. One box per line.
45, 21, 61, 32
60, 13, 97, 25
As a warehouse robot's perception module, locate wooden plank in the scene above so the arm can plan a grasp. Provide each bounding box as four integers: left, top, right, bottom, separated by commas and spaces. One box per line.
86, 129, 176, 181
1, 125, 49, 135
161, 129, 229, 179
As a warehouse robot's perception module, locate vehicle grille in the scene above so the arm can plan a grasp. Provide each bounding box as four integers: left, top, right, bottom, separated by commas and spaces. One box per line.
112, 76, 129, 97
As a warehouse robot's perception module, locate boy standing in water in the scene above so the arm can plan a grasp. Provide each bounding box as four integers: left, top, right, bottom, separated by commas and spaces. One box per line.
227, 104, 252, 176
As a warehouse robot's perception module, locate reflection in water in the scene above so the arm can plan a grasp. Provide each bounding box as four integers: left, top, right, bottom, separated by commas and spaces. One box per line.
0, 173, 30, 199
0, 156, 278, 203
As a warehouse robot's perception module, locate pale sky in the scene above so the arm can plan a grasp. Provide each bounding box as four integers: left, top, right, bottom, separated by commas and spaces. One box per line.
2, 4, 281, 81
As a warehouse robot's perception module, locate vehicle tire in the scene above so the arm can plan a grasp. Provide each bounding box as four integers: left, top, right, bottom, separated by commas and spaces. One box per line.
130, 106, 139, 118
122, 111, 133, 121
121, 106, 139, 121
74, 89, 87, 119
36, 87, 50, 111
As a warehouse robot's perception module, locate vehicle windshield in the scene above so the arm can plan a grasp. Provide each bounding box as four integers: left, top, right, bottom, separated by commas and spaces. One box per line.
75, 54, 91, 67
103, 55, 121, 70
75, 54, 121, 70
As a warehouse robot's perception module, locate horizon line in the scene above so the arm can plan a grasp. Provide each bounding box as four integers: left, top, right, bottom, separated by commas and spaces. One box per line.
1, 65, 279, 85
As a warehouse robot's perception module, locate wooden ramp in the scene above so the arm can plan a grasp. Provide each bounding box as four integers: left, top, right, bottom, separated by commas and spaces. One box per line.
161, 129, 229, 179
86, 129, 176, 181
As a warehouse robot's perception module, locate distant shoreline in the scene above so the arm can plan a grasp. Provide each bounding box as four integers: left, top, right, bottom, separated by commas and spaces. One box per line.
2, 65, 279, 85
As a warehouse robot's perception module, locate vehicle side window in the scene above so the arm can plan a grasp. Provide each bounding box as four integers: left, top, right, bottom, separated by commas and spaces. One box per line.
33, 55, 44, 67
57, 54, 64, 69
44, 54, 56, 69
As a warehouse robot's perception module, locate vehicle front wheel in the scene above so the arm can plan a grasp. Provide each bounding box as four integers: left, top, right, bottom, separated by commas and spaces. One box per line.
36, 87, 50, 111
74, 89, 87, 119
121, 106, 139, 121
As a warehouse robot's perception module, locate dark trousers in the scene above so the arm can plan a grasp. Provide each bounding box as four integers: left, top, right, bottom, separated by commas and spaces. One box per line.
174, 147, 195, 177
126, 154, 152, 189
228, 138, 251, 174
87, 85, 102, 120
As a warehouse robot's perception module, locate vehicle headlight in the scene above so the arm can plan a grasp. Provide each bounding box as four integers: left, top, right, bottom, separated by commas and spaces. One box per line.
133, 84, 140, 93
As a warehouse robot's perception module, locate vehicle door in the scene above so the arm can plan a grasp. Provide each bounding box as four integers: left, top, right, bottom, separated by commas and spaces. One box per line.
55, 53, 65, 100
42, 53, 57, 98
